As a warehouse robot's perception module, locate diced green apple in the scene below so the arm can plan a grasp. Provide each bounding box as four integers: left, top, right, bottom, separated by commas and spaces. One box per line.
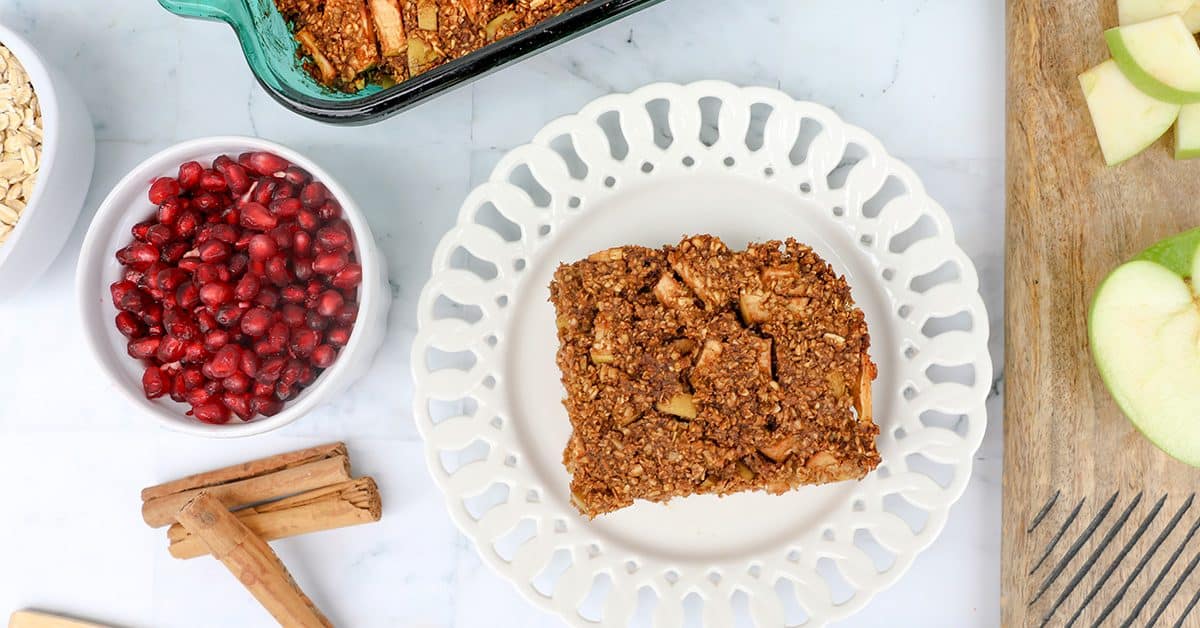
1176, 104, 1200, 158
1079, 60, 1180, 165
1106, 14, 1200, 103
1119, 0, 1195, 26
1089, 228, 1200, 465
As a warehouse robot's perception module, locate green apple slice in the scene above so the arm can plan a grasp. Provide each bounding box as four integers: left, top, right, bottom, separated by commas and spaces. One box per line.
1176, 104, 1200, 158
1186, 3, 1200, 31
1090, 228, 1200, 465
1079, 60, 1180, 165
1106, 14, 1200, 103
1119, 0, 1195, 25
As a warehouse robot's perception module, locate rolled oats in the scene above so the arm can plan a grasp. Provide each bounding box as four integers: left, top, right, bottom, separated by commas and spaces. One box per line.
0, 42, 41, 248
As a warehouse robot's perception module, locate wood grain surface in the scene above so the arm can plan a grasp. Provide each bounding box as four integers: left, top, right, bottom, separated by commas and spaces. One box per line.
1005, 1, 1200, 626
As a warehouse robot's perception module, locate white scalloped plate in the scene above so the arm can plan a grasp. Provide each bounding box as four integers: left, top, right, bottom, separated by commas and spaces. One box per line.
411, 82, 990, 627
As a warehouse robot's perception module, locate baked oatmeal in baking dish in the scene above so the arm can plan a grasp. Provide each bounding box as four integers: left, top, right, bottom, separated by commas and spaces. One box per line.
274, 0, 589, 90
550, 235, 881, 518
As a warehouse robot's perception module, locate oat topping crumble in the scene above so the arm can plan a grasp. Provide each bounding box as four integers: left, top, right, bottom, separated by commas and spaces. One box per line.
551, 235, 881, 517
275, 0, 590, 90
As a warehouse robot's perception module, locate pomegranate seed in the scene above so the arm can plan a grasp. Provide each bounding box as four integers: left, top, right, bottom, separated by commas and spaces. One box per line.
315, 290, 344, 317
110, 280, 137, 309
298, 365, 316, 385
204, 329, 230, 352
178, 161, 203, 189
240, 351, 259, 377
269, 197, 302, 218
182, 341, 208, 365
131, 221, 153, 241
299, 182, 328, 210
312, 252, 348, 275
269, 224, 296, 249
209, 224, 239, 243
274, 382, 295, 401
265, 256, 291, 286
192, 264, 219, 286
197, 240, 230, 264
268, 322, 290, 346
253, 381, 274, 398
289, 329, 320, 358
311, 345, 337, 368
175, 211, 200, 239
297, 209, 319, 231
246, 152, 289, 177
318, 198, 342, 220
254, 287, 280, 309
247, 234, 277, 261
163, 310, 199, 340
148, 177, 181, 205
278, 305, 304, 328
251, 179, 277, 205
336, 302, 359, 325
228, 253, 249, 277
193, 402, 231, 424
280, 359, 305, 387
214, 303, 243, 328
116, 289, 148, 314
240, 201, 277, 231
199, 282, 233, 307
292, 258, 314, 282
185, 386, 213, 407
176, 282, 201, 310
169, 375, 188, 402
154, 268, 187, 292
158, 198, 183, 225
156, 335, 187, 363
193, 191, 222, 212
256, 357, 286, 384
253, 396, 285, 416
127, 336, 161, 360
205, 345, 241, 379
223, 372, 251, 394
145, 224, 172, 248
254, 339, 279, 357
290, 231, 311, 258
240, 307, 272, 337
177, 256, 201, 272
281, 286, 306, 305
282, 166, 310, 186
115, 311, 146, 338
223, 163, 250, 194
199, 169, 227, 192
234, 274, 261, 302
223, 392, 254, 420
116, 243, 160, 269
141, 303, 164, 326
182, 368, 205, 390
330, 265, 361, 291
305, 310, 329, 331
162, 241, 188, 263
272, 181, 297, 201
142, 366, 167, 399
326, 326, 352, 347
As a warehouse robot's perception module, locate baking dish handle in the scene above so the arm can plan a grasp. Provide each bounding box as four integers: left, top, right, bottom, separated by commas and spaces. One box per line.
157, 0, 247, 24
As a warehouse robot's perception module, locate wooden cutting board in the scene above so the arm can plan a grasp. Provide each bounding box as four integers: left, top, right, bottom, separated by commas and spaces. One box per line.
1004, 2, 1200, 626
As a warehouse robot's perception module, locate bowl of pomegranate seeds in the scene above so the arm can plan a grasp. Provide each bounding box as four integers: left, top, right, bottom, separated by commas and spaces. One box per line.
76, 136, 388, 437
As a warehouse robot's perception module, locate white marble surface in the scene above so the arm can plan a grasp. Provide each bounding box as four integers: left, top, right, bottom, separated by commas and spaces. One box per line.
0, 1, 1004, 626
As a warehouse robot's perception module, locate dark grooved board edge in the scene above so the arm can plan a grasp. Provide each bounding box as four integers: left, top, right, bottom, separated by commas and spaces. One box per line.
1004, 0, 1200, 625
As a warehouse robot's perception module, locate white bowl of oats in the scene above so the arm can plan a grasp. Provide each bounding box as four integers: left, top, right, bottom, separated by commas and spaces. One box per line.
0, 23, 94, 298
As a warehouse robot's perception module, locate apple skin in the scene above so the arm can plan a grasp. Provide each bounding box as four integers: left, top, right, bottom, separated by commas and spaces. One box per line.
1106, 23, 1200, 104
1134, 226, 1200, 276
1089, 230, 1200, 466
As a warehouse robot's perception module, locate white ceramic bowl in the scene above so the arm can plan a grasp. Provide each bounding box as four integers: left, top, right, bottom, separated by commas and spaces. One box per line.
76, 136, 389, 437
0, 23, 95, 297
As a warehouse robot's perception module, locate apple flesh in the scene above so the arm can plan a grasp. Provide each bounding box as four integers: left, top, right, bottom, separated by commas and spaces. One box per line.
1090, 228, 1200, 465
1079, 60, 1180, 165
1119, 0, 1195, 25
1186, 3, 1200, 31
1106, 14, 1200, 103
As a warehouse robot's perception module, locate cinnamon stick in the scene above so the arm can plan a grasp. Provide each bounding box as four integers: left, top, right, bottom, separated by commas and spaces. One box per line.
141, 442, 347, 502
142, 455, 352, 528
176, 492, 332, 628
167, 478, 382, 559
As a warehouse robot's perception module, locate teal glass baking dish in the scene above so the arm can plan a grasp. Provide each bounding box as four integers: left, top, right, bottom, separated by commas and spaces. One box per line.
159, 0, 666, 125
